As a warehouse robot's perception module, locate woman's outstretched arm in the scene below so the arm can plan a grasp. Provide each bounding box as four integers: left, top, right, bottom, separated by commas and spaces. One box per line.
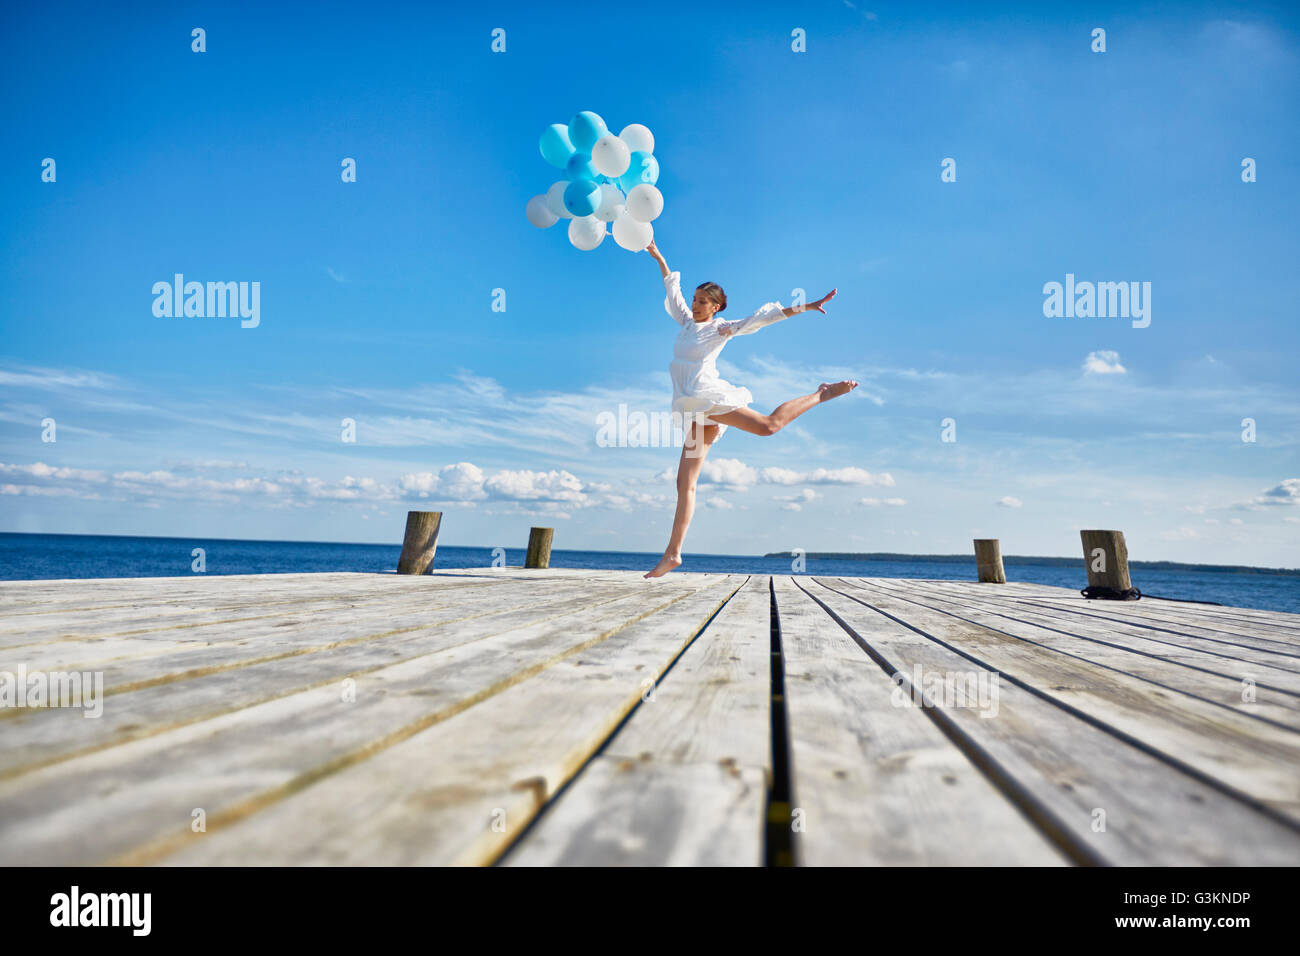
784, 288, 837, 318
719, 288, 838, 337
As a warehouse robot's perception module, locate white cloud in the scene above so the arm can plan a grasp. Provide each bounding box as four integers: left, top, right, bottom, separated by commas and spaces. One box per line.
760, 466, 893, 486
700, 458, 759, 487
0, 462, 107, 482
997, 496, 1023, 508
399, 463, 487, 500
774, 489, 819, 504
860, 497, 906, 507
1082, 350, 1126, 375
485, 469, 585, 503
439, 462, 489, 500
1, 483, 82, 497
1236, 478, 1300, 509
760, 467, 803, 485
171, 459, 250, 471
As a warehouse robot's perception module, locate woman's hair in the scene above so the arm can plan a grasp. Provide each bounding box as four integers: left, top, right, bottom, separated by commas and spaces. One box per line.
695, 281, 727, 313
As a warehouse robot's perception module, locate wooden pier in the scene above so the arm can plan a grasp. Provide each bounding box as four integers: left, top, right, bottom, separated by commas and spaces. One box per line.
1, 568, 1298, 866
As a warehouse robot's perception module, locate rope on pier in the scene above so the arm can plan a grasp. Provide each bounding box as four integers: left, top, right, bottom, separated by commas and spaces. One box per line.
1080, 585, 1226, 606
1080, 585, 1142, 601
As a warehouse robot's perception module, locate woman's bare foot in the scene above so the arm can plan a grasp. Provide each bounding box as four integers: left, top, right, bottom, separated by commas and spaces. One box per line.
644, 553, 682, 578
818, 380, 859, 401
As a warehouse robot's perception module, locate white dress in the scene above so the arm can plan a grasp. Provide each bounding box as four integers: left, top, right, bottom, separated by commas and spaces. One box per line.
663, 271, 787, 438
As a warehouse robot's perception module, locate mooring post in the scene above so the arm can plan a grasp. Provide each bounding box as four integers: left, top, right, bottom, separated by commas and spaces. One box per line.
973, 539, 1006, 583
1080, 529, 1131, 591
397, 511, 442, 574
525, 527, 553, 569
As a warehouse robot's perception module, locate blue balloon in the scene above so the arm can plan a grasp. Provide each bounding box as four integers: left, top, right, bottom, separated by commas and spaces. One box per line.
539, 124, 575, 168
618, 151, 659, 192
563, 179, 602, 217
568, 111, 607, 153
565, 151, 599, 182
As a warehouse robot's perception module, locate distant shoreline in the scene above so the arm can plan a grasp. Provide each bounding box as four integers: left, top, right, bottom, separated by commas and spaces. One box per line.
2, 532, 1296, 577
764, 551, 1300, 577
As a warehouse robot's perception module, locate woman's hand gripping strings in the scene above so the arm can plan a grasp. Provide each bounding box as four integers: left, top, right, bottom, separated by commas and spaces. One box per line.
646, 239, 671, 278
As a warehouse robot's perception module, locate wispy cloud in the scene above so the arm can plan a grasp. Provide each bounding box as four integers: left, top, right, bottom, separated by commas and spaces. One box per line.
842, 0, 878, 21
0, 364, 122, 391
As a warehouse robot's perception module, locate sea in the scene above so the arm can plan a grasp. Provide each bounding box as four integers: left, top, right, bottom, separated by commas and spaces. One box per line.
1, 532, 1297, 614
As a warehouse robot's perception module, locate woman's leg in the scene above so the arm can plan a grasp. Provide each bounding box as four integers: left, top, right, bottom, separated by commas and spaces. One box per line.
644, 420, 720, 578
710, 380, 858, 436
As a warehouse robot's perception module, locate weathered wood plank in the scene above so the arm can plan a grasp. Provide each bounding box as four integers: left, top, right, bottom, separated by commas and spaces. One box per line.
0, 571, 489, 616
0, 579, 508, 646
2, 577, 656, 676
772, 576, 1066, 865
0, 581, 718, 778
967, 589, 1300, 653
4, 568, 1295, 868
0, 575, 743, 865
799, 579, 1300, 864
151, 577, 748, 866
852, 579, 1300, 727
991, 581, 1300, 637
899, 579, 1300, 677
503, 756, 767, 866
503, 575, 772, 866
815, 578, 1300, 825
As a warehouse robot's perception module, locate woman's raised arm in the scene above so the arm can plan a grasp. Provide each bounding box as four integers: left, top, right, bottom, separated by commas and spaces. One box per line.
646, 239, 670, 279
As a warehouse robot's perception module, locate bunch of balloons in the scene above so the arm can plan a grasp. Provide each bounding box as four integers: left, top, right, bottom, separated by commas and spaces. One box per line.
525, 110, 664, 252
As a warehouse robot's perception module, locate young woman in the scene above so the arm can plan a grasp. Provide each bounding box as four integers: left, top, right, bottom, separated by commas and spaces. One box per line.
643, 238, 858, 578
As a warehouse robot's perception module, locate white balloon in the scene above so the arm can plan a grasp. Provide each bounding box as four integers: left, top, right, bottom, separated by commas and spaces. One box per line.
526, 194, 558, 228
593, 183, 625, 222
545, 181, 573, 219
591, 134, 631, 178
625, 183, 663, 223
620, 123, 655, 154
613, 211, 653, 252
568, 215, 606, 251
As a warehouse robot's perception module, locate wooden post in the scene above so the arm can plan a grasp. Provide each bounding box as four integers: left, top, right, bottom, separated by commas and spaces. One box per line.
1080, 530, 1131, 591
973, 539, 1006, 583
397, 511, 442, 574
525, 527, 553, 569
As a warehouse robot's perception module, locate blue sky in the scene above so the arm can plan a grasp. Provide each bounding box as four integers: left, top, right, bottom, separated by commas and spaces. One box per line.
2, 0, 1298, 566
